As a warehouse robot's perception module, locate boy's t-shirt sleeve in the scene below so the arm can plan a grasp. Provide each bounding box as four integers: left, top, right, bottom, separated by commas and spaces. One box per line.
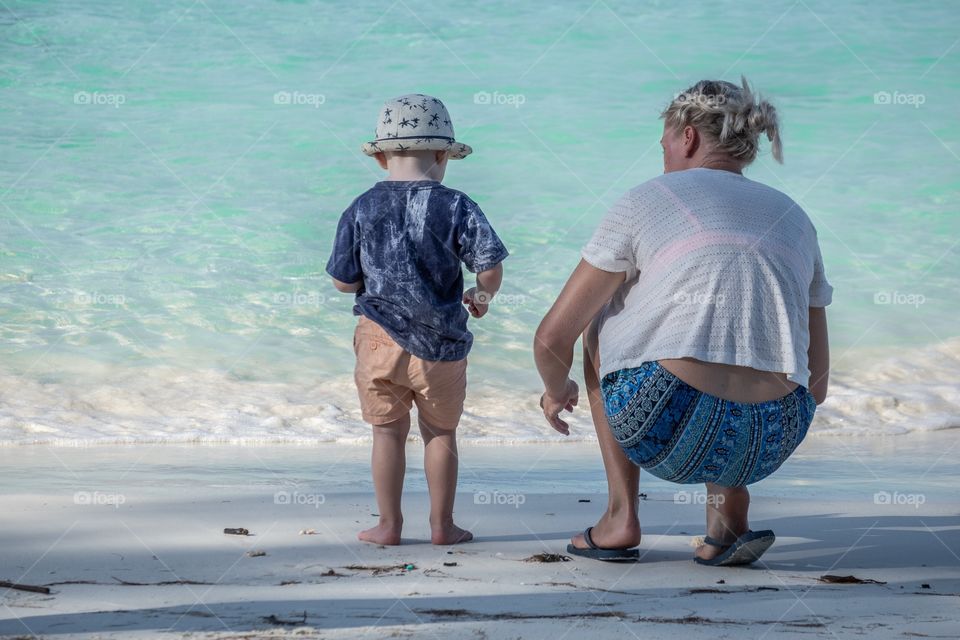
456, 196, 509, 273
325, 201, 363, 284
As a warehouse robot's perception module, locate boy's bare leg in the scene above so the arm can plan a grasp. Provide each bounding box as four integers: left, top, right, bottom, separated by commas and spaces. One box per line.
419, 419, 473, 545
358, 415, 411, 545
695, 483, 750, 560
570, 317, 642, 550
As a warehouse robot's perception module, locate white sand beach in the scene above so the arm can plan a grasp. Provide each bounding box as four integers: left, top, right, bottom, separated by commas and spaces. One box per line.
2, 437, 958, 639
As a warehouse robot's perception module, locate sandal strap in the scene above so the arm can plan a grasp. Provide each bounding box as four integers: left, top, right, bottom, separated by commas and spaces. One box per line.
702, 535, 733, 549
582, 527, 599, 550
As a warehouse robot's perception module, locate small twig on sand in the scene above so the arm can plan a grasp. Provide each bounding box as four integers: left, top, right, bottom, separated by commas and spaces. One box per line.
224, 527, 250, 536
0, 580, 51, 595
111, 577, 211, 586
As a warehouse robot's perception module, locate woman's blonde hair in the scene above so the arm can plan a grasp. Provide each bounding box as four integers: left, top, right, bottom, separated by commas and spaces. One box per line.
660, 76, 783, 164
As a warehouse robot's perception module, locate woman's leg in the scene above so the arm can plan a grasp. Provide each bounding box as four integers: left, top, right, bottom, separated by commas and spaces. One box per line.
695, 483, 751, 560
570, 317, 642, 550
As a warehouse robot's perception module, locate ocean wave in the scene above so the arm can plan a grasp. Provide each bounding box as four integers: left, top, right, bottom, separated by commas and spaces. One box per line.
1, 338, 958, 446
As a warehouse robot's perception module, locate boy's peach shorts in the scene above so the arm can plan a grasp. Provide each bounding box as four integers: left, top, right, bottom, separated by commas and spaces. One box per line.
353, 315, 467, 427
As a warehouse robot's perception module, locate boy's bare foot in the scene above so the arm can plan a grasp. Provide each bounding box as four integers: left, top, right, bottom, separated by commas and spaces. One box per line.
358, 521, 402, 546
431, 523, 473, 545
569, 510, 641, 550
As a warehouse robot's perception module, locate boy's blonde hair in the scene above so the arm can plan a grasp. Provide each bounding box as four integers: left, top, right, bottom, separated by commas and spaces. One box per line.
661, 76, 783, 164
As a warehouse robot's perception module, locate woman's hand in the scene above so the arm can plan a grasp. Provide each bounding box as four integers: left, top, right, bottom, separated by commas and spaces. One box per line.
533, 259, 625, 435
540, 379, 580, 435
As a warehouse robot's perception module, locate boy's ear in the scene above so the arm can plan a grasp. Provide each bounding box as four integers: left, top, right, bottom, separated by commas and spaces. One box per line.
374, 151, 388, 170
434, 150, 448, 164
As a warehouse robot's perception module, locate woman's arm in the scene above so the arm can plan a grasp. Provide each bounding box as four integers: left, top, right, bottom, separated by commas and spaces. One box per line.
807, 306, 829, 404
534, 259, 626, 434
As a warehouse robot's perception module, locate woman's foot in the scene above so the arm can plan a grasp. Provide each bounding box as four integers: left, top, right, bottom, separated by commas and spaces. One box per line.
358, 520, 403, 546
569, 510, 641, 550
695, 484, 749, 561
431, 522, 473, 545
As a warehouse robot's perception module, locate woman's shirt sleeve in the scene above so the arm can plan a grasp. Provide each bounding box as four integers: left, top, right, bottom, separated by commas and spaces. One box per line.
581, 191, 640, 279
808, 232, 834, 307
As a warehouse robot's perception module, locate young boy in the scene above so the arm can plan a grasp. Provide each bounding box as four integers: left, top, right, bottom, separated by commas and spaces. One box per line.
326, 94, 508, 546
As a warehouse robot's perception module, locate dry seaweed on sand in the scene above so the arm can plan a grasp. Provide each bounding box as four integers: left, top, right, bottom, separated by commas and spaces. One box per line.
344, 563, 416, 575
818, 574, 887, 585
524, 553, 571, 563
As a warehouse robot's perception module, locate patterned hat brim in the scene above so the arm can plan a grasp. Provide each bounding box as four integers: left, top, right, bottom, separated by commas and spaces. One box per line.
361, 137, 472, 159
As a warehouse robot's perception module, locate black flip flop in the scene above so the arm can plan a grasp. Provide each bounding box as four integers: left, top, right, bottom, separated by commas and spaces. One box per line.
566, 527, 640, 562
693, 529, 776, 567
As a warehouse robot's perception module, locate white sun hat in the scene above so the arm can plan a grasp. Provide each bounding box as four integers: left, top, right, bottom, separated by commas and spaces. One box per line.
361, 93, 472, 159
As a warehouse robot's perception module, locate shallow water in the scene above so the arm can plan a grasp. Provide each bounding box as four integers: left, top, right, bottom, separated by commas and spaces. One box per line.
2, 0, 958, 444
0, 434, 956, 505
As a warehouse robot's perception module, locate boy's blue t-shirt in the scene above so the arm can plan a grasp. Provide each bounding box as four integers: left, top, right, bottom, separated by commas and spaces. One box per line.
326, 180, 508, 361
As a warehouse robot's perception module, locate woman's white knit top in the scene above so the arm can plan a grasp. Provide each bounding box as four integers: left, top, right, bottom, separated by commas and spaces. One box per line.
581, 168, 833, 388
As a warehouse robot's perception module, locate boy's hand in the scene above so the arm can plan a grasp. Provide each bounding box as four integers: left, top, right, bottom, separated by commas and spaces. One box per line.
463, 287, 492, 318
540, 379, 579, 436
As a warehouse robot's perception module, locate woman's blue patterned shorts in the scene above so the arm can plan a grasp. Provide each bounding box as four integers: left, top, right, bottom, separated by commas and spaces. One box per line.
600, 362, 816, 486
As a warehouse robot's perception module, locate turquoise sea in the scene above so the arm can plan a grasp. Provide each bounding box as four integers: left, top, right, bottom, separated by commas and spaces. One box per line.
2, 0, 958, 444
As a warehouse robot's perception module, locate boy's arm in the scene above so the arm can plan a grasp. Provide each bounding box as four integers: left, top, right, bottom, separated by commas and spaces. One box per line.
332, 278, 362, 294
463, 263, 503, 318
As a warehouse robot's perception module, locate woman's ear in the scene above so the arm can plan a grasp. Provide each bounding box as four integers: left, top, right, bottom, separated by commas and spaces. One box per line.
682, 125, 699, 158
374, 151, 388, 170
